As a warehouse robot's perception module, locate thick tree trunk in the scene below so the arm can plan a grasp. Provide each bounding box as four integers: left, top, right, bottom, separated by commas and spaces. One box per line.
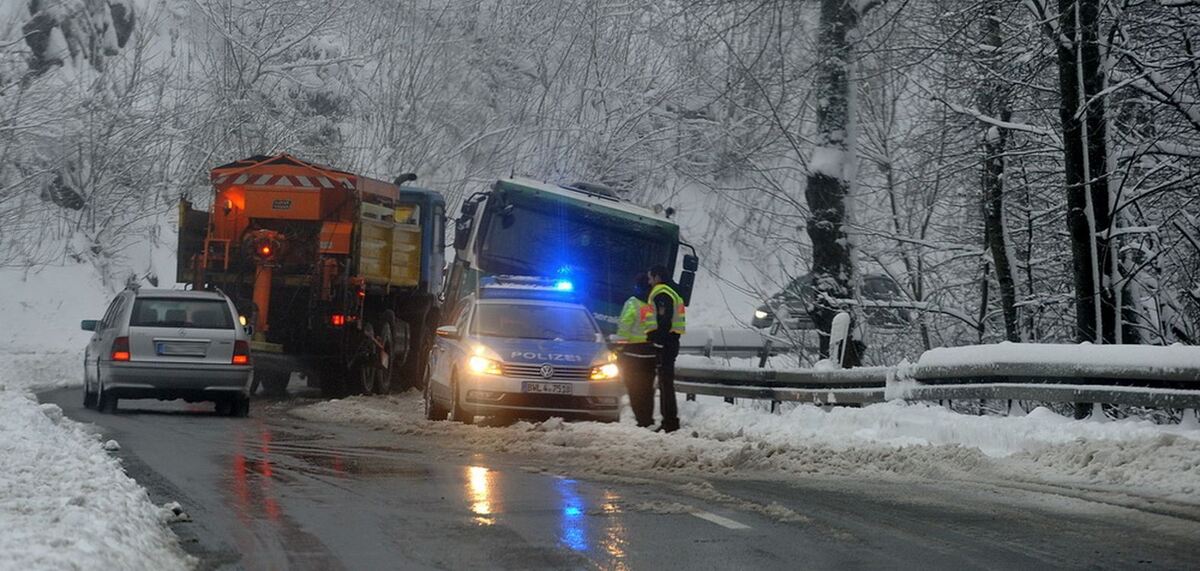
805, 0, 861, 365
978, 3, 1020, 342
1057, 0, 1115, 344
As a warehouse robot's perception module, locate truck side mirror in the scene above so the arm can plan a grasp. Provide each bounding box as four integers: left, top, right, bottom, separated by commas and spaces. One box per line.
678, 270, 695, 306
682, 254, 699, 272
453, 218, 472, 250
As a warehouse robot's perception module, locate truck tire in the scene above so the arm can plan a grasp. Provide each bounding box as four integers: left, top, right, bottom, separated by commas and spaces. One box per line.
356, 322, 381, 395
400, 313, 435, 390
379, 310, 409, 394
261, 372, 289, 397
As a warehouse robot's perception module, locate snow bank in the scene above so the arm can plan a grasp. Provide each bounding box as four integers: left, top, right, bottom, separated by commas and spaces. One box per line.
0, 387, 192, 570
917, 342, 1200, 380
295, 392, 1200, 503
0, 264, 111, 355
0, 265, 191, 570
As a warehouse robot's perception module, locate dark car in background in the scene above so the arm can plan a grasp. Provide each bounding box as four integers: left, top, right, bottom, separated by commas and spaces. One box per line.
751, 273, 911, 330
81, 288, 253, 416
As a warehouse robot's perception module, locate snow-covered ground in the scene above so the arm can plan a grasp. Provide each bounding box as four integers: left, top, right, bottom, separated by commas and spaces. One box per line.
0, 265, 192, 571
295, 392, 1200, 504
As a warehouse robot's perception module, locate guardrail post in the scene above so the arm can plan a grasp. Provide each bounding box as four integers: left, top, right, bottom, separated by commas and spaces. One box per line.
1183, 409, 1198, 429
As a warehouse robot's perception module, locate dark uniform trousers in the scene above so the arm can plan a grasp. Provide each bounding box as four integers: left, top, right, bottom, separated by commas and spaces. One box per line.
657, 333, 681, 431
618, 344, 657, 427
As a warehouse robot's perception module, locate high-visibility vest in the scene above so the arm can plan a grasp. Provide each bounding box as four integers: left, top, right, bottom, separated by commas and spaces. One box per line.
615, 296, 657, 343
649, 283, 686, 334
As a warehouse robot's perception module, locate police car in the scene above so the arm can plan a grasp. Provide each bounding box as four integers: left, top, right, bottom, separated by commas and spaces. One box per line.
423, 276, 621, 423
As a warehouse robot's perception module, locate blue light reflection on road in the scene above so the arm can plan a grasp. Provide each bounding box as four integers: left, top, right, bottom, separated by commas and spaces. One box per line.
556, 478, 588, 552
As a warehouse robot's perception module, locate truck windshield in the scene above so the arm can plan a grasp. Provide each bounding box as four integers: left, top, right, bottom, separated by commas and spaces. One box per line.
477, 201, 674, 308
473, 304, 598, 342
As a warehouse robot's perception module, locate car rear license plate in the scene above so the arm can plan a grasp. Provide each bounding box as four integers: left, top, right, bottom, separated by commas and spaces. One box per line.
522, 382, 572, 395
156, 342, 207, 357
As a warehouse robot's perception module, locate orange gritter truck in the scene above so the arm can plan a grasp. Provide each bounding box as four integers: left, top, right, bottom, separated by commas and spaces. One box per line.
178, 154, 446, 396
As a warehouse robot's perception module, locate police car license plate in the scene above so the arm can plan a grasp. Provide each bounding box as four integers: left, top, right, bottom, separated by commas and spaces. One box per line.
522, 382, 572, 395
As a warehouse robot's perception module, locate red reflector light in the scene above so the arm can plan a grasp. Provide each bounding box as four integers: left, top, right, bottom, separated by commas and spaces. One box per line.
330, 314, 345, 327
232, 340, 250, 365
111, 337, 130, 361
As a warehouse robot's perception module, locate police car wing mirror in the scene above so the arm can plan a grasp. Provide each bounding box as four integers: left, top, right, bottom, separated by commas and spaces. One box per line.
81, 319, 98, 331
682, 254, 699, 272
436, 325, 459, 338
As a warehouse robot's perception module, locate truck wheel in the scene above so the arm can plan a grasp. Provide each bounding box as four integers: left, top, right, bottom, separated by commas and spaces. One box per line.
401, 316, 433, 390
357, 322, 380, 395
449, 373, 474, 425
261, 372, 289, 397
381, 310, 410, 393
377, 320, 393, 394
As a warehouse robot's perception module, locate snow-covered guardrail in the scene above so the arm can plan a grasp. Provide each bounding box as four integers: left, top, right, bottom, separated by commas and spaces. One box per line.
677, 327, 790, 358
675, 343, 1200, 410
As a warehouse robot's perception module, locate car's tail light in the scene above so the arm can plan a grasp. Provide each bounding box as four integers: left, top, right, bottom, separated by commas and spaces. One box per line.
111, 337, 131, 362
330, 313, 345, 327
232, 340, 250, 365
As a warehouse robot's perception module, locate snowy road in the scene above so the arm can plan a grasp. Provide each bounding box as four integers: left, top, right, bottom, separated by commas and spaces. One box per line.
40, 387, 1200, 570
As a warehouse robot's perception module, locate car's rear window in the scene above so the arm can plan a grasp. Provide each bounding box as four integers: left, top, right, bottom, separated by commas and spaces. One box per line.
473, 304, 598, 342
130, 298, 234, 329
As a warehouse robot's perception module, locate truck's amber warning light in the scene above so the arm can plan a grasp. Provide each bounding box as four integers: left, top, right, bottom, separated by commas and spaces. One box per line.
330, 314, 346, 327
259, 245, 272, 256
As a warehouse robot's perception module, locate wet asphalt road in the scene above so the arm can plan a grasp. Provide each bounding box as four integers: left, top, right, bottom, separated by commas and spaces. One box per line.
40, 387, 1200, 570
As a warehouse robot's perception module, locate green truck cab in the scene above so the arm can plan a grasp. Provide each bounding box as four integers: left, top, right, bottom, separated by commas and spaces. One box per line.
443, 177, 697, 331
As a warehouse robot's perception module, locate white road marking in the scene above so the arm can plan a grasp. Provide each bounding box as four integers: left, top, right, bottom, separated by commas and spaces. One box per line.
690, 510, 751, 530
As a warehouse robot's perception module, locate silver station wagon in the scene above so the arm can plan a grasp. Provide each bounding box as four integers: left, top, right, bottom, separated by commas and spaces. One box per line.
82, 287, 253, 416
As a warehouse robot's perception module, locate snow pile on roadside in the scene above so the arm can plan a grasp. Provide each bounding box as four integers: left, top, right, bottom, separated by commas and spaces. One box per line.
295, 393, 1200, 502
0, 264, 191, 570
0, 390, 192, 570
0, 264, 111, 354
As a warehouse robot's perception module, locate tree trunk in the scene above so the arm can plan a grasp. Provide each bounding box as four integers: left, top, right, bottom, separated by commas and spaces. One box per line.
978, 3, 1020, 342
1057, 0, 1115, 344
805, 0, 861, 364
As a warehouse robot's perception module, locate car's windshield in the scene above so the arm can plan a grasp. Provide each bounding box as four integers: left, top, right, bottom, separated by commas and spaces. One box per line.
472, 304, 598, 342
477, 199, 675, 307
130, 298, 234, 329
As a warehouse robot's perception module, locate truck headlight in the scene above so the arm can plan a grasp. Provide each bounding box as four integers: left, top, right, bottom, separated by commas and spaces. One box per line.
754, 309, 769, 320
467, 355, 503, 375
590, 363, 619, 380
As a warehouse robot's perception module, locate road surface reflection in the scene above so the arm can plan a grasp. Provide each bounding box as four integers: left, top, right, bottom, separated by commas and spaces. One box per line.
462, 466, 629, 568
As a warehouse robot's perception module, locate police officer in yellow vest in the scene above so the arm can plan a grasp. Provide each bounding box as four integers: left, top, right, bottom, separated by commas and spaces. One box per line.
613, 274, 658, 427
647, 264, 686, 433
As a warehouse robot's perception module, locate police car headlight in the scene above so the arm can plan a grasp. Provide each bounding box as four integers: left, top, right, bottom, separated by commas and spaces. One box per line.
754, 309, 769, 320
590, 363, 619, 380
467, 355, 503, 376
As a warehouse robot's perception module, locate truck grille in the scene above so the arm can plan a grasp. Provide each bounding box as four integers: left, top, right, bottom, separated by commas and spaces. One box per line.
501, 363, 592, 380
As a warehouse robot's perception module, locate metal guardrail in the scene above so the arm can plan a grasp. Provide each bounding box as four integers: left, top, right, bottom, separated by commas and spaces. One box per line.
676, 358, 1200, 410
677, 328, 787, 359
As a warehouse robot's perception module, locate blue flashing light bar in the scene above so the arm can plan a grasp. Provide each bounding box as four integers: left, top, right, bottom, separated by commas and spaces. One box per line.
479, 275, 578, 301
